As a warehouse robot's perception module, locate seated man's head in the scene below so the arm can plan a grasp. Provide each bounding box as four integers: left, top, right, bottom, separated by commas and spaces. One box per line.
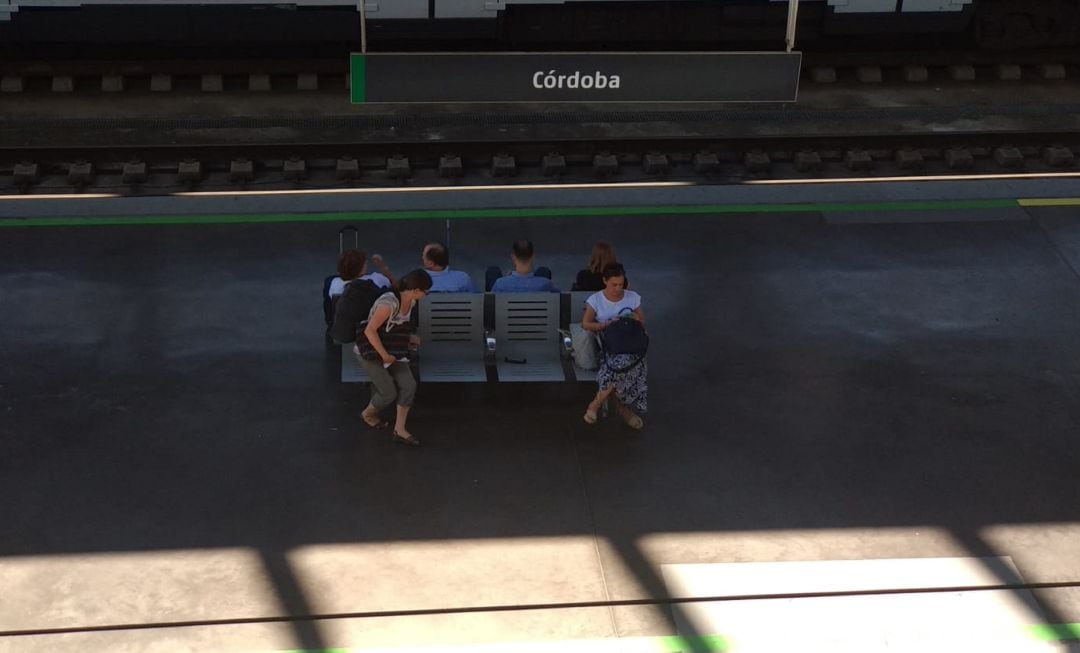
422, 242, 449, 271
511, 239, 535, 270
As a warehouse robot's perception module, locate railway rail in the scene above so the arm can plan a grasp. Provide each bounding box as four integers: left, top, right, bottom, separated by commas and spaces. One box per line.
1, 127, 1077, 195
3, 45, 1078, 195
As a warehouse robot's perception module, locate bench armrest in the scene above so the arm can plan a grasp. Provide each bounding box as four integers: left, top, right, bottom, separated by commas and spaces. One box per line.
557, 329, 573, 358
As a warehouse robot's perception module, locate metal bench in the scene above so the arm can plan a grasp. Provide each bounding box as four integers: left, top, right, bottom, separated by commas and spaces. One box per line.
339, 292, 584, 384
340, 344, 370, 383
416, 293, 489, 382
492, 292, 566, 382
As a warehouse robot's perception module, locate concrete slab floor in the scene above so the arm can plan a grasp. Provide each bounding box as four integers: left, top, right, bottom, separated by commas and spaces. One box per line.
1, 195, 1080, 652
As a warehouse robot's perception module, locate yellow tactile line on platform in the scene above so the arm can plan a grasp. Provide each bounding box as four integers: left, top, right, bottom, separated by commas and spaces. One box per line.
1018, 198, 1080, 207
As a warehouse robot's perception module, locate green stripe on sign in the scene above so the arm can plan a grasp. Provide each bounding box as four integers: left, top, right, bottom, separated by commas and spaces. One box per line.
350, 54, 366, 104
0, 199, 1023, 229
1028, 623, 1080, 641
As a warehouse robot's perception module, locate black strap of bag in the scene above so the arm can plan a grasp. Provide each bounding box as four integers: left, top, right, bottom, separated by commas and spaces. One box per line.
606, 352, 646, 373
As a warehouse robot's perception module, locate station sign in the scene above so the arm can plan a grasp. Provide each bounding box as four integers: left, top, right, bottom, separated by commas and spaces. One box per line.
350, 52, 801, 104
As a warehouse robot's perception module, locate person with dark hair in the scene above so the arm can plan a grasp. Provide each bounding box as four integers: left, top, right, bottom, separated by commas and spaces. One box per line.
486, 239, 558, 293
357, 269, 433, 446
328, 249, 394, 299
572, 240, 618, 292
421, 242, 477, 293
581, 263, 647, 430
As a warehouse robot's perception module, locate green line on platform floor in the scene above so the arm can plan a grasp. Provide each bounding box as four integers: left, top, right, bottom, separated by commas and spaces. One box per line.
658, 634, 730, 651
1028, 623, 1080, 641
279, 634, 731, 653
0, 199, 1021, 229
275, 626, 1080, 653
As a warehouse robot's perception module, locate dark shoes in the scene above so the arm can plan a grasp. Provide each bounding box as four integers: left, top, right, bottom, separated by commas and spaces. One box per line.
392, 431, 421, 447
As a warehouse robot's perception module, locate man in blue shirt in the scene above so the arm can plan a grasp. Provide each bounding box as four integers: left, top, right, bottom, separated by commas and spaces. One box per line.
487, 239, 560, 293
422, 242, 478, 293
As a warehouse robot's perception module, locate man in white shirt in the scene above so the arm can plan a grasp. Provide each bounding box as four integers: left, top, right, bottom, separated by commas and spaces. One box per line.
421, 242, 478, 293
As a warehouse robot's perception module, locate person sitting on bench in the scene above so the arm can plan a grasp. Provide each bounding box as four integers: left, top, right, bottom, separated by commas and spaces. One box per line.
421, 241, 478, 293
572, 240, 618, 292
328, 249, 394, 299
486, 239, 559, 293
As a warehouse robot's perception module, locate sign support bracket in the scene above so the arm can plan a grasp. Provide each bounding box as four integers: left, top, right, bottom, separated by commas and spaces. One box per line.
785, 0, 800, 52
359, 0, 368, 54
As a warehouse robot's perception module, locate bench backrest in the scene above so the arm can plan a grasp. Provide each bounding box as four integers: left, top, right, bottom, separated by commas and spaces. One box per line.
418, 293, 485, 343
494, 293, 560, 343
569, 291, 593, 324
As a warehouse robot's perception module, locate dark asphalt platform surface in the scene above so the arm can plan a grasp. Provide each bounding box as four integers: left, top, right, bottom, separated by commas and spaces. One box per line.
1, 189, 1080, 651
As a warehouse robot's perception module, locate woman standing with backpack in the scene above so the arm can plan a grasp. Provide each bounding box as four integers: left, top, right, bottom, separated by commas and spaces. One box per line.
356, 270, 433, 446
580, 263, 647, 430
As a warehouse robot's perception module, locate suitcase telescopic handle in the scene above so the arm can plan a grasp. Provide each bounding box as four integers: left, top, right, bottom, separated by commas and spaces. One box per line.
338, 225, 359, 253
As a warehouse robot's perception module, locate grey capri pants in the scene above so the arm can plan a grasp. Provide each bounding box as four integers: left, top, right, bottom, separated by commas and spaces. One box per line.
356, 356, 417, 408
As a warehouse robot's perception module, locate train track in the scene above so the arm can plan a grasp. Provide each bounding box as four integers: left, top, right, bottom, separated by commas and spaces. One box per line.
2, 45, 1078, 194
1, 127, 1077, 195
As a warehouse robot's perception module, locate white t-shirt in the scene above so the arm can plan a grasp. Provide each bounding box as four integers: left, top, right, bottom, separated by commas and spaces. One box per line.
328, 272, 392, 298
586, 290, 642, 322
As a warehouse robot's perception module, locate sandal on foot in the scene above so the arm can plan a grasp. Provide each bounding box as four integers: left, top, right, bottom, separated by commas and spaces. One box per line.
361, 408, 389, 430
618, 408, 644, 430
362, 415, 389, 430
392, 431, 421, 447
584, 401, 602, 424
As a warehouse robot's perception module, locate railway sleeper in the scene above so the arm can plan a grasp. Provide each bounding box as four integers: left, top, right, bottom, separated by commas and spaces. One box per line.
178, 160, 203, 184
6, 139, 1080, 194
1042, 146, 1077, 167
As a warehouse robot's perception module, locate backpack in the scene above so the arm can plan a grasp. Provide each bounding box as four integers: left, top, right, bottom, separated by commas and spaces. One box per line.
329, 279, 381, 345
323, 275, 339, 326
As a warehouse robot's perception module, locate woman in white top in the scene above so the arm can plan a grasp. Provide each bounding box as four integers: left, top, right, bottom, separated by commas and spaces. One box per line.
328, 249, 395, 299
580, 263, 647, 429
